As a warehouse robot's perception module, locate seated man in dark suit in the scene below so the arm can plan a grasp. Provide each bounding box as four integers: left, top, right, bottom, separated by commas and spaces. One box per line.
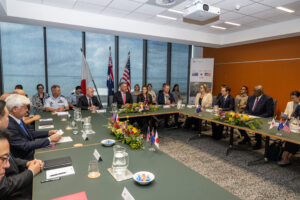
113, 82, 133, 108
157, 84, 178, 128
211, 85, 235, 140
0, 101, 43, 200
238, 85, 274, 150
6, 94, 61, 160
77, 87, 103, 110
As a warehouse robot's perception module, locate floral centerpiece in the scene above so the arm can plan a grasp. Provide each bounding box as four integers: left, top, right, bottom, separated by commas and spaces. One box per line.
213, 111, 262, 130
118, 103, 160, 114
108, 120, 144, 149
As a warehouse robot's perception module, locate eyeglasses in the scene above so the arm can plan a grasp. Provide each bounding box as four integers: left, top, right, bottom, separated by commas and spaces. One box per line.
0, 156, 9, 165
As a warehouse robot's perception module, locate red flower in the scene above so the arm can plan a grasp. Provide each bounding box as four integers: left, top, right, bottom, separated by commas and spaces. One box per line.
142, 134, 145, 138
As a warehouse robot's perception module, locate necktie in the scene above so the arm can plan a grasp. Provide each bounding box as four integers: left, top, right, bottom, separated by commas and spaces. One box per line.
20, 121, 30, 138
252, 97, 259, 112
88, 98, 92, 107
123, 93, 126, 104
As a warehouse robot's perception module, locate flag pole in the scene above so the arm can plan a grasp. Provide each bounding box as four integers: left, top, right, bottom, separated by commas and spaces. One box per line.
80, 48, 103, 107
107, 46, 111, 106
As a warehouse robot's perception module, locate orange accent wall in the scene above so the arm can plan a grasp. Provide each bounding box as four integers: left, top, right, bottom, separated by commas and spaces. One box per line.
203, 36, 300, 118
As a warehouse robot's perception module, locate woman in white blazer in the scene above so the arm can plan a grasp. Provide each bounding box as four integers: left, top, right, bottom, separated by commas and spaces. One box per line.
194, 84, 213, 108
284, 91, 300, 118
185, 84, 212, 130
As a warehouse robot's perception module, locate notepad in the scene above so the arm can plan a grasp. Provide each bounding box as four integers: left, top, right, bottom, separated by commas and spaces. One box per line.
96, 109, 106, 113
56, 112, 69, 116
44, 156, 72, 170
46, 166, 75, 179
39, 125, 54, 129
39, 118, 53, 122
56, 136, 73, 144
52, 191, 88, 200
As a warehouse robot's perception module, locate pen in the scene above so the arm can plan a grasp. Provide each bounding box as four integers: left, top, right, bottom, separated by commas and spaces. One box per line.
41, 177, 61, 183
50, 172, 66, 177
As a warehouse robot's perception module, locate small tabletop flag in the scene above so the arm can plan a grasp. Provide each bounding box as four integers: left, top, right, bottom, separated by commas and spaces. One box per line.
154, 130, 159, 149
146, 127, 150, 143
283, 120, 291, 133
277, 119, 284, 131
269, 118, 276, 129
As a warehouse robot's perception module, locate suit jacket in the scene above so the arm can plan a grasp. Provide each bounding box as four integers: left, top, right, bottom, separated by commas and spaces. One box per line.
194, 93, 213, 108
113, 91, 133, 108
7, 116, 50, 160
77, 96, 103, 110
0, 156, 33, 200
292, 105, 300, 118
216, 95, 235, 111
157, 92, 175, 105
244, 94, 274, 118
137, 94, 153, 104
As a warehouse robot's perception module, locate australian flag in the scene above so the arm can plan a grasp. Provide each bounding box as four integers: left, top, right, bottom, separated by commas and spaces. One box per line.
107, 47, 114, 96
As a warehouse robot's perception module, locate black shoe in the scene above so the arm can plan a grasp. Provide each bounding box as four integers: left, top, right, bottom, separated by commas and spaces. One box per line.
238, 138, 250, 145
252, 143, 262, 150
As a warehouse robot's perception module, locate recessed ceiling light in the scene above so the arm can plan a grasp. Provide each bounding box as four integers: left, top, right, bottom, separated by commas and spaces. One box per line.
156, 0, 176, 6
276, 6, 295, 13
168, 9, 184, 14
225, 21, 241, 26
156, 14, 177, 20
210, 25, 226, 30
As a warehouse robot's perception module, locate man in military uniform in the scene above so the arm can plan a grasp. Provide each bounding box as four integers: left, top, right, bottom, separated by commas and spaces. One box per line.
68, 86, 83, 109
44, 85, 69, 112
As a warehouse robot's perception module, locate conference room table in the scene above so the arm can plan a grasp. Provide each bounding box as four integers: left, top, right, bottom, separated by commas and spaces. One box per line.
33, 109, 240, 200
33, 107, 300, 199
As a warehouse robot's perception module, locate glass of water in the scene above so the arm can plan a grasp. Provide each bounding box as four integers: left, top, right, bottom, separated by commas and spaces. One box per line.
88, 160, 100, 178
72, 121, 78, 135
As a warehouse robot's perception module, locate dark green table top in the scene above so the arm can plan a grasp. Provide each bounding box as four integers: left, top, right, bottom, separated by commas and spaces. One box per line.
33, 110, 240, 200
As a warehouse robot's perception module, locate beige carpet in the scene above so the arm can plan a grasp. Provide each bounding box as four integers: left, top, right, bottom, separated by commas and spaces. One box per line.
158, 127, 300, 200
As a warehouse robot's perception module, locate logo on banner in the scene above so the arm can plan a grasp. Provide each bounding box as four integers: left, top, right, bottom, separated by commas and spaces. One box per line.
192, 72, 198, 76
204, 72, 211, 77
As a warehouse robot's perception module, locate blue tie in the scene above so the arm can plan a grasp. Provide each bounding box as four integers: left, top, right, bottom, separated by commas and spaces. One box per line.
20, 121, 30, 138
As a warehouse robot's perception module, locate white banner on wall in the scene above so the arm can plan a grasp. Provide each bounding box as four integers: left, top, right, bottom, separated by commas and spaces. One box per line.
189, 58, 214, 105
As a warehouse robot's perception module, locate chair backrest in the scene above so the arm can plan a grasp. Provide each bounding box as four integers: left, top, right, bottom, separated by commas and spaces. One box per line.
273, 99, 277, 117
212, 96, 217, 106
234, 98, 241, 113
108, 95, 114, 107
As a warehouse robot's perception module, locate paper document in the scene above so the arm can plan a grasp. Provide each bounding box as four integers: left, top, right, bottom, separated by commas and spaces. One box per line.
52, 191, 87, 200
56, 112, 69, 116
96, 109, 106, 113
39, 125, 54, 129
187, 105, 195, 108
46, 166, 75, 179
39, 118, 53, 122
163, 105, 171, 109
206, 109, 213, 113
57, 136, 73, 144
248, 115, 260, 119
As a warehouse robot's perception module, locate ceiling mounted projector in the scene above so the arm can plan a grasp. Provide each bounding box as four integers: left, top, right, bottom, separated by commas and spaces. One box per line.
183, 1, 221, 25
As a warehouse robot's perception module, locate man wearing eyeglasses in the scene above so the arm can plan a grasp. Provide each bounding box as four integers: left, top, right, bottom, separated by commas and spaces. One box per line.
0, 100, 43, 200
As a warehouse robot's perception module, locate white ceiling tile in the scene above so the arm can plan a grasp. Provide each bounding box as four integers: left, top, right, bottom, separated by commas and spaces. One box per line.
246, 19, 272, 27
266, 13, 299, 22
214, 0, 254, 11
77, 0, 113, 6
126, 12, 153, 20
101, 7, 131, 17
43, 0, 77, 9
108, 0, 142, 12
17, 0, 42, 3
130, 0, 149, 3
170, 0, 193, 11
73, 2, 105, 13
237, 3, 270, 15
232, 16, 258, 24
252, 8, 282, 19
161, 10, 183, 18
219, 11, 246, 21
260, 0, 299, 7
134, 4, 166, 15
147, 17, 173, 25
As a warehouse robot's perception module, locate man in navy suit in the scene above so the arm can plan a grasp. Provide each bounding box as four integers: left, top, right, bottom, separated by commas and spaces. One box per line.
6, 94, 61, 160
113, 82, 133, 108
238, 85, 274, 149
211, 86, 235, 140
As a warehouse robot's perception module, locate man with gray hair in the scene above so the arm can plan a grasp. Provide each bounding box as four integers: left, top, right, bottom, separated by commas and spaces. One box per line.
238, 85, 274, 150
6, 94, 61, 160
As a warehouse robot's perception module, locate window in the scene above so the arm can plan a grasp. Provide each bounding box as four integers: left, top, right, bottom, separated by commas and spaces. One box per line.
119, 36, 143, 91
1, 22, 44, 97
147, 40, 167, 93
86, 32, 115, 105
171, 43, 189, 103
47, 28, 82, 97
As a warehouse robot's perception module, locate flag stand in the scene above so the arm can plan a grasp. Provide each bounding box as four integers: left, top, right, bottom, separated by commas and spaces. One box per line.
80, 48, 103, 107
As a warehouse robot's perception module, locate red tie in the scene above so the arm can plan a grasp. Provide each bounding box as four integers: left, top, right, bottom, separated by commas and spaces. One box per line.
123, 93, 126, 104
252, 97, 259, 112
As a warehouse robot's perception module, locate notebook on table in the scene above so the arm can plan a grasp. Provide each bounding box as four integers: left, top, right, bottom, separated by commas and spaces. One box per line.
44, 156, 72, 170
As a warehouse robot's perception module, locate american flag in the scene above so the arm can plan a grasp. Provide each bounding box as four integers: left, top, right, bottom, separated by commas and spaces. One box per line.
107, 47, 114, 96
120, 52, 131, 92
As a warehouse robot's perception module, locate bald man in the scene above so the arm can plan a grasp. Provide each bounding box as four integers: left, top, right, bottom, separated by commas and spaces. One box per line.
77, 87, 103, 110
238, 85, 274, 150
